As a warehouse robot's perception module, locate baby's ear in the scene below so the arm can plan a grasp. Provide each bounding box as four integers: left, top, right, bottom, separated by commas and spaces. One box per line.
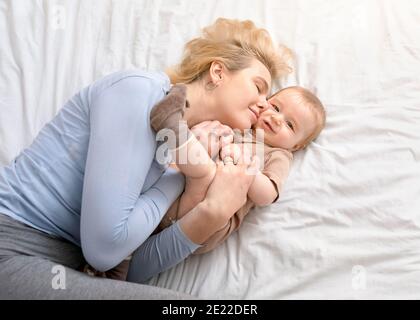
291, 143, 303, 152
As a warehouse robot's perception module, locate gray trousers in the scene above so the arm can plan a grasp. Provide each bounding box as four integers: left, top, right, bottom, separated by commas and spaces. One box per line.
0, 213, 195, 299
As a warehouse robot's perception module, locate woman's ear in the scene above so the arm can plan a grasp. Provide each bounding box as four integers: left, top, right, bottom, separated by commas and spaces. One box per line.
209, 61, 224, 84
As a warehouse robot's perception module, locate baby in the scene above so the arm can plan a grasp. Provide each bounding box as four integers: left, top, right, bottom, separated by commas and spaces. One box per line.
80, 85, 326, 279
154, 85, 326, 254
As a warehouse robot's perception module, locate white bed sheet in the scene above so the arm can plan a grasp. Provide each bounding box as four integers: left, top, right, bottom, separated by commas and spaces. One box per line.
0, 0, 419, 299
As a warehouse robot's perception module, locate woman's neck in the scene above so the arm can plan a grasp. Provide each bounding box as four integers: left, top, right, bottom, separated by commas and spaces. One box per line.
183, 81, 216, 127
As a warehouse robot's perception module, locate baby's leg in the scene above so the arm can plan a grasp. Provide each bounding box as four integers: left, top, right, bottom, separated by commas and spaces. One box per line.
176, 167, 216, 220
155, 169, 216, 231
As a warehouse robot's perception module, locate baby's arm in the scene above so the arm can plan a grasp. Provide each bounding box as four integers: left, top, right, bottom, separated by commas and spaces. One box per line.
248, 148, 294, 206
247, 172, 278, 206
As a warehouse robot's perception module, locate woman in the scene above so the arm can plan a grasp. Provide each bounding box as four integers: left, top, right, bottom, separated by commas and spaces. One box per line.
0, 18, 290, 299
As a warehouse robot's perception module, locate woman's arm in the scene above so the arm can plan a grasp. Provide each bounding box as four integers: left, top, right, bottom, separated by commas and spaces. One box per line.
126, 201, 211, 284
81, 74, 184, 272
127, 156, 258, 283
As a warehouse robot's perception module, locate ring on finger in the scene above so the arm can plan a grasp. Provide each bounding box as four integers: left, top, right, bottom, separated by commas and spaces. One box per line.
223, 156, 235, 165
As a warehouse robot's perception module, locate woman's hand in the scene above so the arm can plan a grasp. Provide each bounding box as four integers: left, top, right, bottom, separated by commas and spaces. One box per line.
204, 157, 258, 226
219, 143, 252, 164
179, 153, 258, 244
190, 121, 234, 159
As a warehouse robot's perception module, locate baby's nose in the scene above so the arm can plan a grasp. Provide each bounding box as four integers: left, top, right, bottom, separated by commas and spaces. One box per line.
271, 114, 283, 126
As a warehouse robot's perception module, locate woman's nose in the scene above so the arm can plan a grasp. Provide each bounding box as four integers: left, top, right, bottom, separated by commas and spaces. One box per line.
257, 99, 270, 113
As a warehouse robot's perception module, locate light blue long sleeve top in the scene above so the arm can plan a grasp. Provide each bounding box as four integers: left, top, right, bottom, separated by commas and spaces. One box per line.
0, 69, 200, 281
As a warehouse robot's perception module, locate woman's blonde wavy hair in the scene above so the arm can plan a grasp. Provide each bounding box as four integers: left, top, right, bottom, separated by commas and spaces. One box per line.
166, 18, 292, 84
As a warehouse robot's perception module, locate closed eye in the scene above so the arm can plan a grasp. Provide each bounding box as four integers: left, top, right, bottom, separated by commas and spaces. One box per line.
254, 77, 269, 96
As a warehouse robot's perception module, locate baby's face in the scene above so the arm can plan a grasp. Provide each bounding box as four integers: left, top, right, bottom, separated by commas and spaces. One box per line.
253, 90, 317, 150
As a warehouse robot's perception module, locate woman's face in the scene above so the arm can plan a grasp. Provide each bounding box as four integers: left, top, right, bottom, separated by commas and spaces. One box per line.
212, 59, 271, 131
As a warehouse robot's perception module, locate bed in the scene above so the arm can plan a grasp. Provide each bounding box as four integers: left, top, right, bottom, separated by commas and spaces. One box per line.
1, 0, 419, 299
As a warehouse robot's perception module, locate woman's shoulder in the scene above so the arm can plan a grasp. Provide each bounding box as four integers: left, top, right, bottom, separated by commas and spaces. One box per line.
107, 69, 169, 85
90, 69, 171, 99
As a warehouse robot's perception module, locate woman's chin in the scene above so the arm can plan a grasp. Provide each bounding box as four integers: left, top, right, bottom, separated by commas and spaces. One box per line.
224, 120, 250, 132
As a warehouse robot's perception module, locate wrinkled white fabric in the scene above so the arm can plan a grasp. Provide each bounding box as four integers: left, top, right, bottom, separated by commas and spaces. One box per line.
1, 0, 419, 299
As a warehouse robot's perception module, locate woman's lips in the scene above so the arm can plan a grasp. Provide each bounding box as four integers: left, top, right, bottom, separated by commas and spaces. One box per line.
249, 108, 258, 124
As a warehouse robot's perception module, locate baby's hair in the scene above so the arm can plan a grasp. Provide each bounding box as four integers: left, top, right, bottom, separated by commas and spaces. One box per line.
270, 86, 326, 150
166, 18, 292, 84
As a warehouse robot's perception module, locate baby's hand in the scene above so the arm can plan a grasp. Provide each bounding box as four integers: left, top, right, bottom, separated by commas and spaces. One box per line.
190, 121, 234, 159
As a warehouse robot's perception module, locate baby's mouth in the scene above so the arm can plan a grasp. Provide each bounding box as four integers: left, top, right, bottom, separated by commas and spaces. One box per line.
263, 120, 275, 133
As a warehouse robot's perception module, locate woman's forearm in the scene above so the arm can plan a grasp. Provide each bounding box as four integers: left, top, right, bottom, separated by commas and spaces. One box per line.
178, 200, 228, 245
126, 199, 225, 283
127, 221, 201, 283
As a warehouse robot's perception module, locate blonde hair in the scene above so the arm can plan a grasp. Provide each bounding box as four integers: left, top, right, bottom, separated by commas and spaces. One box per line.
272, 86, 326, 150
166, 18, 292, 84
